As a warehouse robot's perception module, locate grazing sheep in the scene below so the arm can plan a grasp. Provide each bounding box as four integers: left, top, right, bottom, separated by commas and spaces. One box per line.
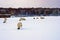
19, 18, 26, 21
3, 18, 7, 23
36, 17, 39, 19
40, 16, 44, 19
17, 22, 22, 30
33, 17, 35, 19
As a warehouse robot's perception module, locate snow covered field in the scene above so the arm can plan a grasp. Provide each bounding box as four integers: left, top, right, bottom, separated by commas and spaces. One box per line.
0, 16, 60, 40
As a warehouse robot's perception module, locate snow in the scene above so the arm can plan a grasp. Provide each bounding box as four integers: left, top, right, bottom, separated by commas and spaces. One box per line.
0, 16, 60, 40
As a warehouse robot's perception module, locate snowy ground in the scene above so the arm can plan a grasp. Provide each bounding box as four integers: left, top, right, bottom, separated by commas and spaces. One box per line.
0, 16, 60, 40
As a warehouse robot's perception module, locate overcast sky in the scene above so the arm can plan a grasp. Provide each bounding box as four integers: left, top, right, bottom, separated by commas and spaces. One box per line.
0, 0, 60, 8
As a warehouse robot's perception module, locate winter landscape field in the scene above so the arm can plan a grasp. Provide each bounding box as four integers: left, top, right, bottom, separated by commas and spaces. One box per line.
0, 16, 60, 40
